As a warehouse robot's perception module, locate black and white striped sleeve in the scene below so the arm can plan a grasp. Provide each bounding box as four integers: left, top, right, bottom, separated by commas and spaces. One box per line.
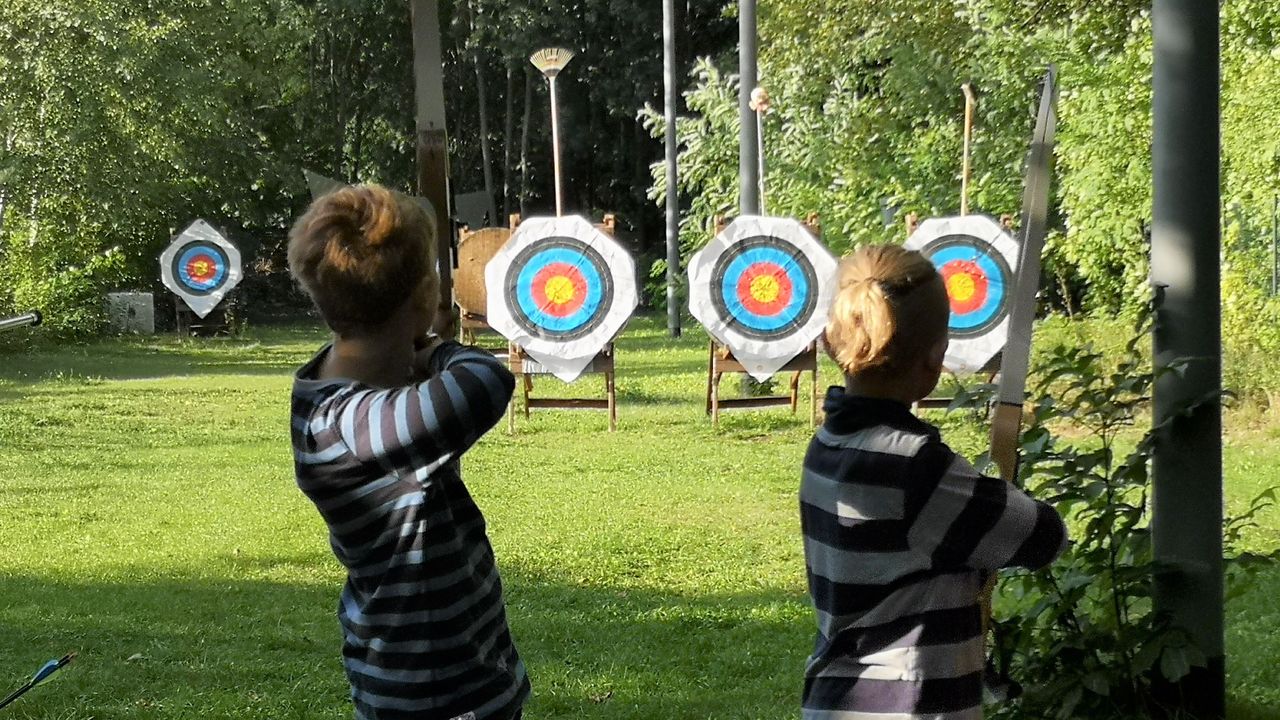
908, 442, 1068, 572
330, 342, 515, 472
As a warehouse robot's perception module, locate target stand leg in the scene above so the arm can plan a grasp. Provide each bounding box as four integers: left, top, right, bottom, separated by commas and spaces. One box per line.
789, 371, 802, 414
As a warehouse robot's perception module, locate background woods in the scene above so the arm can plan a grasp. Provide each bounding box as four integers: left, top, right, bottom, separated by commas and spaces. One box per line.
4, 0, 1280, 347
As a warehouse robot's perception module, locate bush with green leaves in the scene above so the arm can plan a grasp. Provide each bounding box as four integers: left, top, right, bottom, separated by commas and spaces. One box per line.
948, 315, 1279, 719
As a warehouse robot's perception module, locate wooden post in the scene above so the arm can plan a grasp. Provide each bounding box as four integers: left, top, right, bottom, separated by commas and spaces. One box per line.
960, 83, 976, 216
411, 0, 453, 331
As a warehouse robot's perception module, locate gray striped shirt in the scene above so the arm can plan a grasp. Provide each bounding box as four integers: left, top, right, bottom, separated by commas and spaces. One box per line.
800, 390, 1067, 719
291, 342, 527, 720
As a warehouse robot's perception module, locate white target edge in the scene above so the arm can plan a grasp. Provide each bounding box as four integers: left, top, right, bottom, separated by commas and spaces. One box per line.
904, 215, 1019, 374
485, 215, 638, 382
688, 215, 838, 382
159, 219, 243, 319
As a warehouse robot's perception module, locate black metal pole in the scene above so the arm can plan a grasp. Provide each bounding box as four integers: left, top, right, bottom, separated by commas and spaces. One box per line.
1151, 1, 1224, 717
663, 0, 681, 337
738, 0, 759, 216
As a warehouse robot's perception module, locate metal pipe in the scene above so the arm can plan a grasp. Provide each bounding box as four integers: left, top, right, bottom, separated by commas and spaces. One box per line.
1151, 0, 1224, 715
0, 311, 42, 333
738, 0, 759, 216
663, 0, 681, 337
547, 76, 563, 215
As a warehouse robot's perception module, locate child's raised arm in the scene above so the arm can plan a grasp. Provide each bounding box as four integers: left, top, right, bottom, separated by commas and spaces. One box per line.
909, 443, 1068, 572
330, 342, 515, 474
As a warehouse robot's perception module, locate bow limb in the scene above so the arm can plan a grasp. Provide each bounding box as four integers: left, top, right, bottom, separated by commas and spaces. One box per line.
989, 66, 1059, 487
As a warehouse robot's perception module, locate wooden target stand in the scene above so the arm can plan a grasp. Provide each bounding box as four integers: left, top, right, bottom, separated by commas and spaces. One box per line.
454, 214, 623, 433
705, 214, 822, 428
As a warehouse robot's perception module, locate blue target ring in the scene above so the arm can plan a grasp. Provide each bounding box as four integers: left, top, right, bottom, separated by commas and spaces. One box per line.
172, 242, 230, 296
505, 237, 613, 341
922, 236, 1011, 338
711, 236, 818, 341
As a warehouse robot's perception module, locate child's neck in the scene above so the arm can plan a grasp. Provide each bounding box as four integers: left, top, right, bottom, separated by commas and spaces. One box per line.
322, 330, 415, 388
844, 374, 919, 406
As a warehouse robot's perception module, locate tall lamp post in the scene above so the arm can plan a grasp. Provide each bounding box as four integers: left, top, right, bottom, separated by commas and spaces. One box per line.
530, 47, 575, 216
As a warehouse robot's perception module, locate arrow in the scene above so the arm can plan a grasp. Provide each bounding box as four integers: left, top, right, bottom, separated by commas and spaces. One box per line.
0, 653, 76, 710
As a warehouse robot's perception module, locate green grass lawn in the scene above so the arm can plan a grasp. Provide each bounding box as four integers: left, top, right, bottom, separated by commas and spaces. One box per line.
1, 317, 1277, 719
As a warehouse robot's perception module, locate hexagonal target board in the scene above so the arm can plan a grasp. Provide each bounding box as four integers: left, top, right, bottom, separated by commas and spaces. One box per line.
486, 215, 638, 382
160, 220, 243, 318
688, 216, 838, 381
904, 214, 1020, 374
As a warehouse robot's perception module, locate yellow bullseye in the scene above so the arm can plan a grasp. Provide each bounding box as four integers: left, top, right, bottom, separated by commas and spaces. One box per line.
749, 275, 781, 304
544, 275, 576, 305
192, 260, 211, 277
947, 273, 977, 303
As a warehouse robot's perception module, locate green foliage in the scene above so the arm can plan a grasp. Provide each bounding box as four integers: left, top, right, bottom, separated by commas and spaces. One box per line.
958, 315, 1280, 719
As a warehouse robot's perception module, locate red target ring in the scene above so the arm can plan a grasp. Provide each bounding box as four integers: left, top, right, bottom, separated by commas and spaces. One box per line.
530, 262, 588, 318
939, 259, 990, 315
736, 262, 794, 317
185, 253, 219, 285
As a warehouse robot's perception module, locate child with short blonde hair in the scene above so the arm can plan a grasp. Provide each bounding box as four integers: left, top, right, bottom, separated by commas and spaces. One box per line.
800, 244, 1067, 719
288, 184, 527, 720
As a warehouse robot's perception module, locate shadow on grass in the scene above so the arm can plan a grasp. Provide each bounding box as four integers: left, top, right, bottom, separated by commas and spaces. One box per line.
0, 567, 810, 720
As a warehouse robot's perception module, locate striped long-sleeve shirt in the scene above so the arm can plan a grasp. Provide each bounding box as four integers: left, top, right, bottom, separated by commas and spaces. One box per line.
291, 341, 527, 720
800, 389, 1068, 720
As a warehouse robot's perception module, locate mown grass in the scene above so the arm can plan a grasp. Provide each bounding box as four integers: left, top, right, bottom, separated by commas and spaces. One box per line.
0, 316, 1276, 719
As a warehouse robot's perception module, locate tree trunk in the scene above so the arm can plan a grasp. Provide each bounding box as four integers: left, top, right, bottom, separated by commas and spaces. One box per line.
501, 60, 515, 221
519, 65, 534, 217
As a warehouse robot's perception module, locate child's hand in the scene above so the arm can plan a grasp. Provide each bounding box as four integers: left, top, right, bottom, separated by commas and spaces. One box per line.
411, 335, 446, 380
432, 303, 456, 340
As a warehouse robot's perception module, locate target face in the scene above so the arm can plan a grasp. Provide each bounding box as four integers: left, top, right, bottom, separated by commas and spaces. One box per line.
172, 243, 231, 295
507, 238, 612, 342
688, 216, 837, 381
710, 236, 819, 341
905, 215, 1019, 373
486, 216, 638, 382
159, 220, 243, 318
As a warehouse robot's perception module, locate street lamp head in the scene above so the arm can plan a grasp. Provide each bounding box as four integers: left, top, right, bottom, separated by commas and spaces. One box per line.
530, 47, 575, 80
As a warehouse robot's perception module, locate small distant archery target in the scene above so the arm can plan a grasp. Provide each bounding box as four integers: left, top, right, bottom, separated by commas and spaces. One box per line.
905, 215, 1019, 373
689, 216, 837, 381
159, 220, 242, 318
486, 216, 637, 382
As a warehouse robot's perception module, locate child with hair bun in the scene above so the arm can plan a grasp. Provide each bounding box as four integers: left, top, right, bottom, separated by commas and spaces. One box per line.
800, 244, 1067, 719
288, 184, 527, 720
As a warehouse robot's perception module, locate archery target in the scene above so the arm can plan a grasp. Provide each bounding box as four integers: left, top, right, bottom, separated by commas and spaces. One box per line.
905, 215, 1019, 373
172, 242, 231, 295
160, 220, 243, 318
688, 216, 838, 381
506, 238, 612, 342
710, 236, 819, 342
486, 216, 637, 382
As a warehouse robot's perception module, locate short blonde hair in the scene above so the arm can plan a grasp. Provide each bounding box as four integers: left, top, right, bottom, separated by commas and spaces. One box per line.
825, 244, 949, 375
287, 184, 438, 335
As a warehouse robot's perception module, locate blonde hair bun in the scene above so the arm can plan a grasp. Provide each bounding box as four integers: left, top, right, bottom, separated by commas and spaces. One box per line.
825, 244, 948, 375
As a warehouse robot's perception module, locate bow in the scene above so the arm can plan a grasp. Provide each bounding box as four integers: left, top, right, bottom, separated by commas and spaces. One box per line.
982, 67, 1059, 698
0, 653, 75, 711
991, 66, 1059, 497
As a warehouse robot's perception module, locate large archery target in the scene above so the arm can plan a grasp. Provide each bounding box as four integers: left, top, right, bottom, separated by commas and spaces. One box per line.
160, 220, 243, 318
905, 215, 1019, 374
486, 216, 637, 382
507, 238, 612, 341
689, 216, 837, 381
